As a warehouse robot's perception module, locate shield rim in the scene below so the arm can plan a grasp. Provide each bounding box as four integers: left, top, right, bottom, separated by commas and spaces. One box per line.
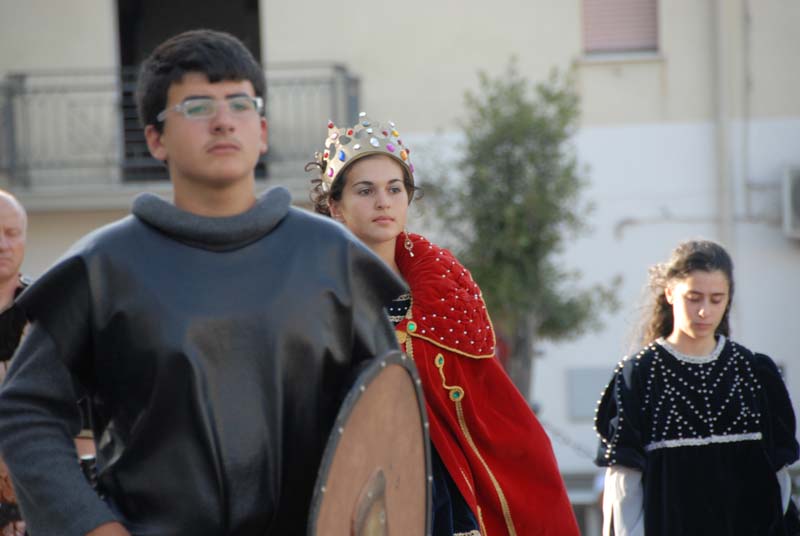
307, 349, 432, 535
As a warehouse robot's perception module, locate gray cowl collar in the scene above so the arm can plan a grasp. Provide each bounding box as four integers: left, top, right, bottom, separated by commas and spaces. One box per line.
132, 187, 292, 251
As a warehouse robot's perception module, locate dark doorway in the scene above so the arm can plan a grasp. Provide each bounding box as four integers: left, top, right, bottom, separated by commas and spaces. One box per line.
117, 0, 263, 181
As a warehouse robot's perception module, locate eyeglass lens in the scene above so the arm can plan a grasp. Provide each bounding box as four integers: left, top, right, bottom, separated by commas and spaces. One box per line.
183, 96, 258, 119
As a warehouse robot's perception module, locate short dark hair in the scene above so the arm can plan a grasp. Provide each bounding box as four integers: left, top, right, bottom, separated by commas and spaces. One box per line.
136, 29, 266, 133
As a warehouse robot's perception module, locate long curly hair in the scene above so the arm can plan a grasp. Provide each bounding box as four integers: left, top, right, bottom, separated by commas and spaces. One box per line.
641, 239, 734, 345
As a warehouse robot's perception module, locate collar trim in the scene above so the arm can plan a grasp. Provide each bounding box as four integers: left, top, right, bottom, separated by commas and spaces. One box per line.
132, 187, 291, 251
656, 335, 726, 364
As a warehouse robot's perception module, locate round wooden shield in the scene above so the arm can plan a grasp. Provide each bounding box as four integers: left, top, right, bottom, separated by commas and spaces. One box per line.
308, 350, 431, 535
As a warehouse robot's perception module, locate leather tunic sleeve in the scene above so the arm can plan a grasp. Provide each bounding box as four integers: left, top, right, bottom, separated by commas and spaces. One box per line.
0, 326, 116, 536
347, 239, 407, 363
13, 255, 93, 380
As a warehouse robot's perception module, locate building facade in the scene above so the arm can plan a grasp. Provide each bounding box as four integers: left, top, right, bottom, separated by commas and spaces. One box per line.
2, 1, 799, 533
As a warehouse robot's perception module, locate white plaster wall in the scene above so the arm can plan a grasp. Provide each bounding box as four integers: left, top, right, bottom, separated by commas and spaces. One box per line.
263, 0, 581, 131
263, 0, 800, 130
0, 0, 118, 74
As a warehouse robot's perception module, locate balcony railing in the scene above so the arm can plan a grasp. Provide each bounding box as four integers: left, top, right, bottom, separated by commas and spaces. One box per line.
0, 63, 359, 200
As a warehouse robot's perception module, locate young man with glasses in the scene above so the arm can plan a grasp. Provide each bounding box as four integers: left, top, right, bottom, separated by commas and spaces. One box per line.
0, 29, 405, 536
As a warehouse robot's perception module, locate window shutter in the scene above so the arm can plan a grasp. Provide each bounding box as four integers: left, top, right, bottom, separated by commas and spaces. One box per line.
583, 0, 659, 53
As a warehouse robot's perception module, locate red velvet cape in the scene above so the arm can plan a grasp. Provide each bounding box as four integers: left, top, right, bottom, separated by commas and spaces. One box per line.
394, 234, 579, 536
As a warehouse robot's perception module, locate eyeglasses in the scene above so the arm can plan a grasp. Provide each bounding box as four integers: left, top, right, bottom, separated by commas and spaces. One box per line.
156, 95, 264, 122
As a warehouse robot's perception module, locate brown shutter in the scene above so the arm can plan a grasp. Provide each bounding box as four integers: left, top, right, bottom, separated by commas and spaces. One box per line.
583, 0, 659, 53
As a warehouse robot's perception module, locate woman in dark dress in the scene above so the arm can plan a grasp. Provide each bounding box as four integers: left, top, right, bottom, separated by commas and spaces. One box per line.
595, 239, 799, 535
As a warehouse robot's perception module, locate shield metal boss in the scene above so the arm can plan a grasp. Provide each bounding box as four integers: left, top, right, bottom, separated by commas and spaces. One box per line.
308, 350, 431, 535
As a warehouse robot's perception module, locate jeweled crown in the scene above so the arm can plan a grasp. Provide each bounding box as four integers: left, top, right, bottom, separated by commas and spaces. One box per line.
312, 112, 414, 190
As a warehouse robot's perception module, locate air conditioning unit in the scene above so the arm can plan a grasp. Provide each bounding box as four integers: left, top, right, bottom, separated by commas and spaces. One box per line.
783, 168, 800, 239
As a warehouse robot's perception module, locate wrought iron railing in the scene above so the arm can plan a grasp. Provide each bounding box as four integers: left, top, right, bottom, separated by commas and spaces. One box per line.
0, 63, 359, 190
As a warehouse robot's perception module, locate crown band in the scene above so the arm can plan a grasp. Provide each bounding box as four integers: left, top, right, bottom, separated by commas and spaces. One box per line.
311, 112, 415, 191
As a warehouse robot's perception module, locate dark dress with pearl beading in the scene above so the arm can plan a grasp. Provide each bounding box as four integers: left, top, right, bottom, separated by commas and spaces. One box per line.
595, 335, 799, 536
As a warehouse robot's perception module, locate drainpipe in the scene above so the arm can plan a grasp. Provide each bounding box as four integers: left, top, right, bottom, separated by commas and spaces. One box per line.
713, 0, 745, 339
741, 0, 753, 219
713, 0, 734, 247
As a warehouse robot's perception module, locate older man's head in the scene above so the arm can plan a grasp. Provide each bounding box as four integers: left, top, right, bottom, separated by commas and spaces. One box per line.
0, 190, 27, 287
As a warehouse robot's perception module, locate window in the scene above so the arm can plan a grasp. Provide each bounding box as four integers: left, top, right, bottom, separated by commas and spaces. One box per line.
583, 0, 659, 54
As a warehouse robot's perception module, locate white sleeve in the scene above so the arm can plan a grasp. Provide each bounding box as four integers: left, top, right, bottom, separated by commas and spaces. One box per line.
777, 466, 792, 513
602, 466, 645, 536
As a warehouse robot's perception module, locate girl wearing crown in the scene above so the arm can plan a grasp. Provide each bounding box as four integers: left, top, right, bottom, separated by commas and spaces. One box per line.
594, 240, 799, 535
308, 113, 579, 536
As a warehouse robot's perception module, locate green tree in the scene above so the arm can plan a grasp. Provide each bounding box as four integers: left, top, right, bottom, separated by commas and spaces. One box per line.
431, 61, 620, 397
